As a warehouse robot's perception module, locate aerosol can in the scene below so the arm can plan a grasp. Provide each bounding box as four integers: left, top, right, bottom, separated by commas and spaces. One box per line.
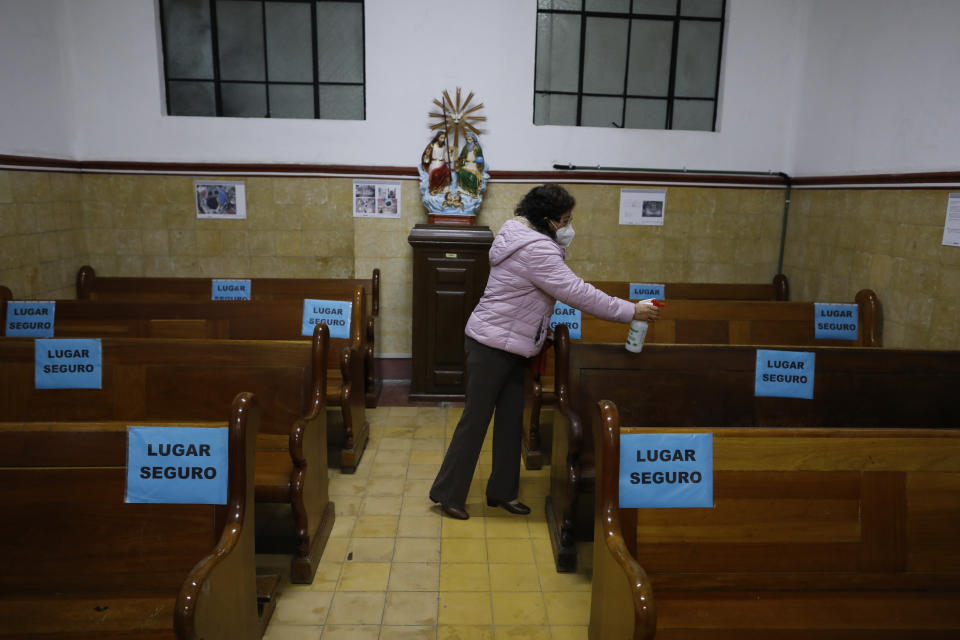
625, 299, 665, 353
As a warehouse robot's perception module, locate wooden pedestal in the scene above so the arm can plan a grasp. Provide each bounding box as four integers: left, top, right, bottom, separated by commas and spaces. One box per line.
407, 223, 494, 401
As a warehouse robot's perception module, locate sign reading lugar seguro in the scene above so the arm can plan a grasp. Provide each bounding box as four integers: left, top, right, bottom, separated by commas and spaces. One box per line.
619, 432, 713, 508
34, 338, 102, 389
754, 349, 815, 399
6, 301, 55, 337
211, 278, 251, 300
301, 298, 352, 339
814, 303, 858, 340
549, 302, 581, 339
629, 283, 665, 300
125, 426, 229, 504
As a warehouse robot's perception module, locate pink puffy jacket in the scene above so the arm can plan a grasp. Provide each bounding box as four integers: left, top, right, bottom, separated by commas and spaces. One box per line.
465, 218, 635, 357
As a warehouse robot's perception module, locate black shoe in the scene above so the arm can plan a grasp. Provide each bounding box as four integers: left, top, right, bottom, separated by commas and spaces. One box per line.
486, 498, 530, 515
441, 504, 470, 520
431, 494, 469, 520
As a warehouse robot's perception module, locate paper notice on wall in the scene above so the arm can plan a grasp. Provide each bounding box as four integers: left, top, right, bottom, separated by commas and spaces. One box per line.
620, 189, 666, 226
943, 193, 960, 247
354, 180, 401, 218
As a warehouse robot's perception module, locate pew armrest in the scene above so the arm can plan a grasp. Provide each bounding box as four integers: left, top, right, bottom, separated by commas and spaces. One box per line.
371, 268, 380, 317
591, 399, 656, 640
175, 392, 261, 640
856, 288, 882, 347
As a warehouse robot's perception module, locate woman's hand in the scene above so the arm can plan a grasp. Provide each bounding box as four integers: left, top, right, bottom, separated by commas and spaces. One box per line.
633, 299, 662, 322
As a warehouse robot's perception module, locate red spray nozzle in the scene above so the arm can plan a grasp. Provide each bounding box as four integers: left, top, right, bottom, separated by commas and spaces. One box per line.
652, 300, 665, 307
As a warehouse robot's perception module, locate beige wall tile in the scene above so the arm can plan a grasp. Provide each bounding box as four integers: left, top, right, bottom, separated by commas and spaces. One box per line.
11, 170, 53, 203
0, 171, 13, 203
275, 230, 304, 257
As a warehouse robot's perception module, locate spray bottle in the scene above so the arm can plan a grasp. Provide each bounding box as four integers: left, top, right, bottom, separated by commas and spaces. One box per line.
625, 299, 665, 353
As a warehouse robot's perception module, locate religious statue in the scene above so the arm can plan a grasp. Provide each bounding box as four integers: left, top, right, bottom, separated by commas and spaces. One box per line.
418, 88, 489, 220
456, 132, 484, 198
421, 131, 451, 195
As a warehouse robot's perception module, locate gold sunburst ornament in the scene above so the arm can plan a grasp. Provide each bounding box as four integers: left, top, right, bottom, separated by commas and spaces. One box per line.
428, 88, 486, 156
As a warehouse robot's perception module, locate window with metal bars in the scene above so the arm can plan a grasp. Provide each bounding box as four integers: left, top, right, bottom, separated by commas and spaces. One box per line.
534, 0, 725, 131
159, 0, 365, 119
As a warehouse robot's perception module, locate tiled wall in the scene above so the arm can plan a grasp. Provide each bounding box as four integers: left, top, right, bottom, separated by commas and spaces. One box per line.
561, 184, 785, 283
3, 168, 956, 352
0, 170, 86, 299
784, 189, 960, 349
81, 174, 356, 280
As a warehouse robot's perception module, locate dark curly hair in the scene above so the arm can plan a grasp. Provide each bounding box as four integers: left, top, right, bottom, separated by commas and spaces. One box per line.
515, 184, 575, 239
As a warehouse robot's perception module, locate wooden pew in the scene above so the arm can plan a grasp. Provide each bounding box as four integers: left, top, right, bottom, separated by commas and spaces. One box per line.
0, 392, 271, 640
591, 399, 960, 639
1, 293, 369, 473
0, 332, 335, 585
589, 272, 790, 301
75, 264, 383, 408
546, 330, 958, 572
523, 289, 881, 469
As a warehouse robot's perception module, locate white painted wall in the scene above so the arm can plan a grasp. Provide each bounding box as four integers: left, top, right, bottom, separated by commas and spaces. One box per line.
0, 0, 75, 158
55, 0, 805, 172
11, 0, 956, 176
792, 0, 960, 176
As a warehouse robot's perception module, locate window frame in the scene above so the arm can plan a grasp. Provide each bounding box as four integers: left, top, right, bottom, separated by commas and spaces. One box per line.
534, 0, 726, 131
158, 0, 366, 119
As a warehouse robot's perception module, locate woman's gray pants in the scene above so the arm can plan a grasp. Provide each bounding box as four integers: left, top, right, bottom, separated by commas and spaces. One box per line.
430, 336, 526, 510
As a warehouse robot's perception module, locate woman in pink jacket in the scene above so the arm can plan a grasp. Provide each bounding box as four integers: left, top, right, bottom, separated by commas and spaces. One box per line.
429, 184, 660, 519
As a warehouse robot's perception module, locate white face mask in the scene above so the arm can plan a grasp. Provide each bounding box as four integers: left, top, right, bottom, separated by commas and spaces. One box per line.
554, 224, 575, 247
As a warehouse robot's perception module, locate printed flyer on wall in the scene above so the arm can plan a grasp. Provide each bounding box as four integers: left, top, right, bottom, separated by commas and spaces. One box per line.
195, 181, 246, 219
619, 188, 666, 226
354, 180, 401, 218
943, 193, 960, 247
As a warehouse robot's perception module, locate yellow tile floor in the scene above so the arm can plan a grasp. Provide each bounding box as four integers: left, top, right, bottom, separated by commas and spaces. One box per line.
259, 405, 593, 640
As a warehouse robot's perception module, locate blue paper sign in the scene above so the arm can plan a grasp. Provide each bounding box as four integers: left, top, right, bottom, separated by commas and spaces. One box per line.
125, 427, 229, 504
814, 303, 859, 340
629, 283, 665, 300
755, 349, 815, 399
549, 302, 581, 340
211, 279, 251, 300
6, 301, 55, 337
619, 433, 713, 508
302, 299, 352, 339
35, 338, 102, 389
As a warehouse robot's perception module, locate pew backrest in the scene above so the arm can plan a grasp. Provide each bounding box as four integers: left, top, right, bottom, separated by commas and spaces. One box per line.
569, 288, 881, 347
71, 265, 380, 407
1, 292, 363, 371
589, 273, 789, 301
0, 393, 261, 640
559, 336, 957, 431
591, 398, 960, 640
0, 336, 323, 436
76, 264, 379, 319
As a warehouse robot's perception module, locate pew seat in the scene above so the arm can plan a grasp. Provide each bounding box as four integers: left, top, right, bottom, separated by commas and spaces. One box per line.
75, 265, 382, 408
0, 393, 273, 640
0, 331, 335, 585
523, 289, 881, 470
591, 399, 960, 640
